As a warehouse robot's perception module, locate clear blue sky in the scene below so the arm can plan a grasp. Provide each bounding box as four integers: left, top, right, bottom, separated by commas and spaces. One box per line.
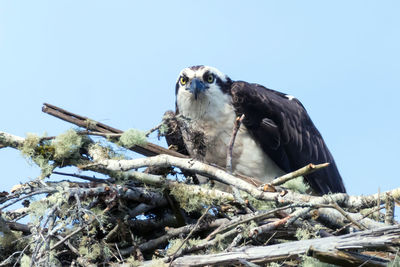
0, 1, 399, 198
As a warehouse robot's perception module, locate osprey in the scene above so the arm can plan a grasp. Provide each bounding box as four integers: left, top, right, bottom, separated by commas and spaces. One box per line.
173, 65, 346, 195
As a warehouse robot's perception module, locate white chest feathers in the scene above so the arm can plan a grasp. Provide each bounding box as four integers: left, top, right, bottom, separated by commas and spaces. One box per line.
177, 90, 284, 182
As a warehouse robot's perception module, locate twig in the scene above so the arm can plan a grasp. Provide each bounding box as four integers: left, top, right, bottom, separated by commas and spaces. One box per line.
0, 188, 57, 210
132, 217, 230, 254
168, 207, 211, 265
50, 224, 86, 251
145, 123, 162, 137
250, 215, 292, 237
88, 150, 400, 209
205, 204, 308, 241
170, 227, 240, 262
0, 251, 22, 266
385, 193, 395, 225
332, 205, 385, 235
52, 171, 112, 183
226, 114, 244, 173
225, 227, 243, 251
314, 207, 385, 230
225, 115, 253, 213
330, 201, 367, 230
268, 163, 330, 187
55, 235, 79, 255
171, 225, 400, 267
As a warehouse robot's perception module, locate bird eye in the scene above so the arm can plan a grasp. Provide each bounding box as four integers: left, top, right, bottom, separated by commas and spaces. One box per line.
206, 74, 214, 83
180, 76, 188, 85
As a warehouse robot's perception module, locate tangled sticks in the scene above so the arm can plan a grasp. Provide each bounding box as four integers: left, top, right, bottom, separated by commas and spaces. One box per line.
0, 104, 398, 266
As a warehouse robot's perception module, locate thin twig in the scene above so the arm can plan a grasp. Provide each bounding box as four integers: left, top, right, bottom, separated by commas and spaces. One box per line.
52, 171, 112, 183
50, 224, 86, 251
332, 205, 385, 235
269, 163, 330, 187
145, 123, 162, 137
168, 207, 211, 265
330, 202, 367, 230
226, 114, 244, 173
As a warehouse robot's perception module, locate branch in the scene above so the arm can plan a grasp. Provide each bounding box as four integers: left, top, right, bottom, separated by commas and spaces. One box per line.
42, 103, 186, 158
168, 207, 211, 264
226, 114, 244, 173
269, 163, 330, 187
88, 150, 400, 210
0, 131, 25, 149
171, 225, 400, 266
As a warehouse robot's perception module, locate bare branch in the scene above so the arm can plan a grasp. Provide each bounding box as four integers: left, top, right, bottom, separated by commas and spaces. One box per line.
171, 225, 400, 266
226, 114, 244, 173
42, 103, 186, 158
268, 162, 330, 187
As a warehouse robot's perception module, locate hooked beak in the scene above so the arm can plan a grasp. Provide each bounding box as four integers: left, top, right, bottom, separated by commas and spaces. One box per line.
187, 78, 207, 100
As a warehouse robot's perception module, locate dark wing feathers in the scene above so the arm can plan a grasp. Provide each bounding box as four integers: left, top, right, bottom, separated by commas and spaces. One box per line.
231, 81, 346, 194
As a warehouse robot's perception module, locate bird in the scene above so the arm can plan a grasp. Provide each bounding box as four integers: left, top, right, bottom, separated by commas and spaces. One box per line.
171, 65, 346, 195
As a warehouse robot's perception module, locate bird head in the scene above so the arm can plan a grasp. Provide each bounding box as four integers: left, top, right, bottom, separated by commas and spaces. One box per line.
175, 65, 232, 100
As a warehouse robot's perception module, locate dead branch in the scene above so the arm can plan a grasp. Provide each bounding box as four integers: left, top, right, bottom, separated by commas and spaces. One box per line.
171, 225, 400, 266
385, 193, 395, 225
42, 103, 185, 158
269, 162, 330, 187
226, 114, 244, 173
87, 149, 400, 210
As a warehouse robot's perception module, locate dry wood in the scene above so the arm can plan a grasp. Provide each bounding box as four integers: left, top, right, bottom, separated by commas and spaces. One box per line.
171, 225, 400, 266
42, 103, 186, 158
168, 207, 211, 264
269, 162, 330, 186
226, 114, 244, 173
385, 193, 395, 225
308, 246, 388, 267
87, 149, 400, 210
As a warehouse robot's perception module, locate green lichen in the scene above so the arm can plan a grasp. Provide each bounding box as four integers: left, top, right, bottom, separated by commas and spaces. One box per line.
0, 230, 28, 258
20, 254, 32, 267
389, 255, 400, 267
169, 183, 232, 213
20, 131, 85, 178
84, 119, 98, 131
52, 129, 83, 161
282, 176, 310, 194
295, 223, 324, 241
166, 238, 202, 255
240, 191, 276, 211
21, 134, 54, 177
118, 129, 147, 148
20, 133, 41, 157
28, 199, 49, 224
125, 257, 142, 267
147, 258, 169, 267
78, 238, 112, 262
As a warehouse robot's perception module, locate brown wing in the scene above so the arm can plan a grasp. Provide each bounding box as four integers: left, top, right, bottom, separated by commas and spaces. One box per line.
231, 81, 346, 194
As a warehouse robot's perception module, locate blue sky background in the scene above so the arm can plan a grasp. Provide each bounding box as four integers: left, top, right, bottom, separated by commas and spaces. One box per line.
0, 1, 399, 199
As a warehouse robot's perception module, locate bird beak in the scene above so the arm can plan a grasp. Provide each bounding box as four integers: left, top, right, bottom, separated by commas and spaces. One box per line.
188, 78, 207, 100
